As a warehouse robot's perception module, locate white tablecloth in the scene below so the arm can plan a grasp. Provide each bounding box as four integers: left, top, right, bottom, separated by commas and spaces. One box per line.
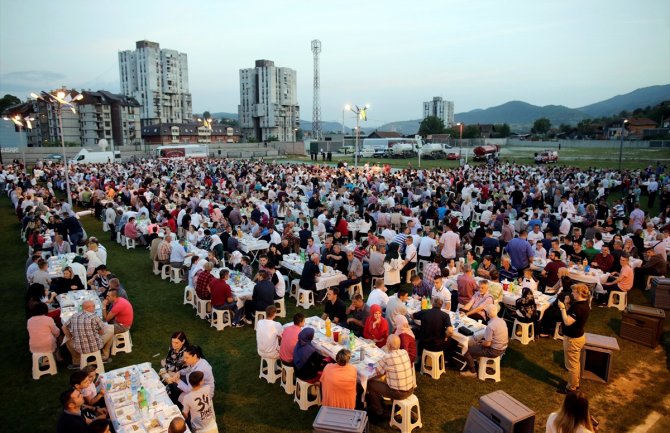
100, 362, 190, 433
278, 257, 346, 291
57, 290, 103, 323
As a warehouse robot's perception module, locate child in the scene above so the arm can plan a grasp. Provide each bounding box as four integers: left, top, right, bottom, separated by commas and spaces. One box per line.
519, 268, 538, 291
182, 371, 218, 433
69, 370, 107, 421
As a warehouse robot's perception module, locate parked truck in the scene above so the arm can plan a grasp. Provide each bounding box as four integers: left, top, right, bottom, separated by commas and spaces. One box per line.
420, 142, 453, 159
534, 150, 559, 164
473, 144, 500, 162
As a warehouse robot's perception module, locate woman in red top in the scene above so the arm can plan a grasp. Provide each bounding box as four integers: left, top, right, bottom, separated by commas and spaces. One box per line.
335, 211, 349, 239
363, 304, 389, 348
394, 315, 417, 364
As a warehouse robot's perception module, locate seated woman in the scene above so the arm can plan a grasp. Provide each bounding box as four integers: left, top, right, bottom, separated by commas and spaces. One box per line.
320, 349, 358, 409
162, 331, 189, 398
25, 283, 59, 322
363, 304, 389, 348
515, 287, 540, 336
51, 266, 84, 294
293, 328, 327, 383
266, 244, 283, 268
85, 250, 103, 277
27, 302, 61, 360
394, 315, 417, 364
165, 345, 214, 404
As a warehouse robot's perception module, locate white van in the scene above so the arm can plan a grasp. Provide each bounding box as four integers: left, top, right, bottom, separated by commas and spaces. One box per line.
71, 149, 121, 164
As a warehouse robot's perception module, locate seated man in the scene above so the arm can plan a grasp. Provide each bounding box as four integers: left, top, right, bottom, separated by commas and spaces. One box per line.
460, 304, 508, 378
299, 253, 322, 293
101, 288, 134, 334
169, 238, 193, 269
337, 250, 363, 300
457, 264, 477, 306
409, 274, 432, 299
460, 280, 494, 323
346, 294, 370, 336
591, 245, 614, 273
540, 250, 566, 292
366, 335, 416, 424
598, 253, 634, 305
210, 269, 244, 327
399, 236, 418, 283
476, 255, 497, 279
367, 279, 390, 309
255, 306, 284, 359
56, 387, 90, 433
498, 256, 518, 282
279, 313, 305, 366
322, 287, 348, 325
194, 262, 215, 301
245, 270, 276, 322
64, 300, 114, 365
634, 248, 667, 288
385, 289, 410, 333
123, 216, 146, 246
412, 297, 453, 358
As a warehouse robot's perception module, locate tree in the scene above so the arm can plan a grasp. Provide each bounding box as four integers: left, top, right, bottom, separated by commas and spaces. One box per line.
0, 94, 21, 113
462, 125, 480, 139
418, 116, 445, 136
295, 129, 304, 140
492, 123, 511, 138
203, 110, 211, 120
532, 117, 551, 135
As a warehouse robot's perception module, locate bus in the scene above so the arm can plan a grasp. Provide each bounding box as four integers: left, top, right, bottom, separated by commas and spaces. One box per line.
155, 144, 209, 159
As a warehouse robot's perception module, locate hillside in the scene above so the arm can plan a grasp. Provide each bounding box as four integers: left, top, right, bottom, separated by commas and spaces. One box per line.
578, 84, 670, 117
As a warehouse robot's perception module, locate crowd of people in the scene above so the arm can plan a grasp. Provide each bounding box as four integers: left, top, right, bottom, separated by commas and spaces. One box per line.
4, 155, 670, 432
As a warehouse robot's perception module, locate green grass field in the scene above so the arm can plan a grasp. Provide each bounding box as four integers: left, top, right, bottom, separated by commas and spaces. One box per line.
2, 185, 669, 432
296, 145, 670, 170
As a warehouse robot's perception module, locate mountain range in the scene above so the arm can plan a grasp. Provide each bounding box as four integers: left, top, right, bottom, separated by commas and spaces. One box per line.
209, 84, 670, 135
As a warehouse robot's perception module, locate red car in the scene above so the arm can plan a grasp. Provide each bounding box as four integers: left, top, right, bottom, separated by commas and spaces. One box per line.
447, 152, 460, 160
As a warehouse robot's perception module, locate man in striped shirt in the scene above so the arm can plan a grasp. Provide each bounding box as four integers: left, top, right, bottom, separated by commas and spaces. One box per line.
391, 227, 410, 255
366, 335, 416, 422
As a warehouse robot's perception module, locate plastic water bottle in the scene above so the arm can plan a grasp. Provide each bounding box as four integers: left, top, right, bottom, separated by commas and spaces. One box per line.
584, 265, 591, 273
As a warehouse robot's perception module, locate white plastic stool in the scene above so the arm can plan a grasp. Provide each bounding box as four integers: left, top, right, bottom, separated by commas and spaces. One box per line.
254, 311, 267, 329
259, 357, 282, 384
183, 286, 196, 308
420, 349, 446, 380
511, 319, 535, 345
80, 351, 105, 374
281, 364, 296, 395
152, 260, 161, 275
119, 235, 127, 247
125, 237, 136, 250
477, 356, 501, 382
405, 268, 417, 284
294, 378, 321, 410
170, 267, 184, 284
282, 275, 290, 292
196, 297, 212, 320
390, 394, 423, 433
347, 282, 364, 299
161, 265, 172, 281
607, 291, 627, 311
296, 289, 315, 309
32, 352, 57, 380
112, 330, 133, 355
289, 281, 300, 299
211, 309, 232, 331
553, 322, 563, 340
275, 298, 286, 318
116, 231, 122, 244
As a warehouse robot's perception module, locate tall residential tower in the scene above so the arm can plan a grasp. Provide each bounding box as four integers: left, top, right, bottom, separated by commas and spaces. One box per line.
119, 40, 192, 126
238, 59, 299, 142
423, 96, 454, 127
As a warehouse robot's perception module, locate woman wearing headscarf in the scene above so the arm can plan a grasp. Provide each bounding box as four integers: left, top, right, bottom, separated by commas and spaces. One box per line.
394, 315, 416, 364
293, 328, 327, 382
515, 287, 539, 330
383, 243, 402, 292
363, 304, 389, 348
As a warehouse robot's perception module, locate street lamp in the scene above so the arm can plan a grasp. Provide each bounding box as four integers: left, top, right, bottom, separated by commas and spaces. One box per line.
30, 90, 82, 208
345, 104, 369, 169
456, 122, 464, 166
618, 119, 628, 171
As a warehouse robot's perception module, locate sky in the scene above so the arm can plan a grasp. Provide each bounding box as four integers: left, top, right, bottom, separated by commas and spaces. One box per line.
1, 0, 669, 127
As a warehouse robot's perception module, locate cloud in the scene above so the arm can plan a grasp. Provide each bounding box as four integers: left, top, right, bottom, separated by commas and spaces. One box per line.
0, 70, 67, 94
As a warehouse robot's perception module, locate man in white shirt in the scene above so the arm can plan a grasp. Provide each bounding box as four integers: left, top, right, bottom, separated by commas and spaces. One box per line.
400, 236, 418, 282
558, 196, 576, 218
268, 227, 282, 245
418, 231, 437, 261
527, 225, 544, 246
381, 227, 396, 244
559, 212, 571, 236
480, 207, 493, 225
273, 268, 286, 299
438, 225, 460, 260
256, 305, 284, 359
367, 279, 390, 309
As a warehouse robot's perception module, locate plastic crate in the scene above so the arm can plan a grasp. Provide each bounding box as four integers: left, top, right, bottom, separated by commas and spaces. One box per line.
620, 304, 666, 348
464, 407, 504, 433
479, 390, 535, 433
313, 406, 368, 433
